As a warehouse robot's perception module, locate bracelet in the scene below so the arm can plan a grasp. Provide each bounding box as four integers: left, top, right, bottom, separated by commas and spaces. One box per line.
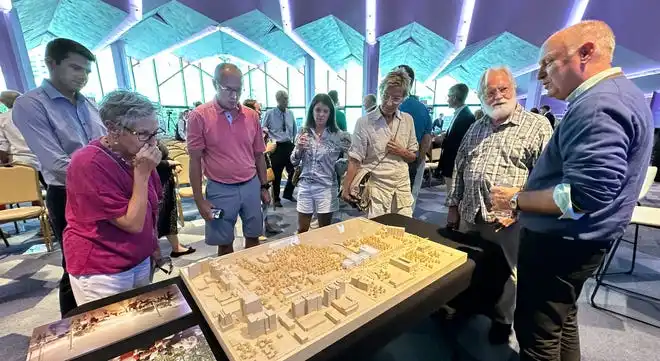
261, 183, 271, 190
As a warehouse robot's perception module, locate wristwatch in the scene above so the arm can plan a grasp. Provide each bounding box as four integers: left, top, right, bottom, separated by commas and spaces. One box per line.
261, 183, 271, 190
510, 192, 520, 211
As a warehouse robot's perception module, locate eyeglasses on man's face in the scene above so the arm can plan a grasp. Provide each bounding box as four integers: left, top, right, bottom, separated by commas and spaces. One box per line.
485, 86, 513, 100
216, 82, 242, 96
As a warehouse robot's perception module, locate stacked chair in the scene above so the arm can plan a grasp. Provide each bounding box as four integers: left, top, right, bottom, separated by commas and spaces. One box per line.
590, 166, 659, 327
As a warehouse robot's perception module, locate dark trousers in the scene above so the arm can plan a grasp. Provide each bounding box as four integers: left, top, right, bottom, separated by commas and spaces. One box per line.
408, 158, 419, 192
514, 228, 608, 361
46, 185, 77, 317
271, 141, 295, 201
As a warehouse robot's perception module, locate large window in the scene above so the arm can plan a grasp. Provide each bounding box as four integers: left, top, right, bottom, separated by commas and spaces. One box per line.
132, 59, 159, 102
183, 63, 203, 105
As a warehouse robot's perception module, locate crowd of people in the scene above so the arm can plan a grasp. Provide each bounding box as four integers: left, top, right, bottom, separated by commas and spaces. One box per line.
0, 19, 654, 361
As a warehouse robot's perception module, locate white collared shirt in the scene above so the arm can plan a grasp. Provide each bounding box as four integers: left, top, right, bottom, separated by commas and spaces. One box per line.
0, 110, 40, 169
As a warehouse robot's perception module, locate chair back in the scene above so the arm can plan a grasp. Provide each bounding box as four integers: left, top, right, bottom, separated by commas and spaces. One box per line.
173, 154, 191, 185
639, 166, 658, 201
430, 148, 442, 162
0, 164, 43, 204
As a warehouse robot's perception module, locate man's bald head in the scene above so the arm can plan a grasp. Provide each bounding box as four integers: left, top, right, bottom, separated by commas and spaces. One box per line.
213, 63, 242, 109
214, 63, 242, 82
0, 91, 22, 109
543, 20, 615, 64
538, 20, 616, 100
363, 94, 376, 111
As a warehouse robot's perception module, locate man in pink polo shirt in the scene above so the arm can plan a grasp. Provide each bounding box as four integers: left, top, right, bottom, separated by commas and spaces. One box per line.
187, 63, 271, 256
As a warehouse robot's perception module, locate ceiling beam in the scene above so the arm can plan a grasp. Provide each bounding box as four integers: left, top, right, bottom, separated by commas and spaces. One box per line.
279, 0, 336, 73
141, 25, 220, 62
424, 0, 476, 84
94, 0, 143, 51
218, 26, 297, 68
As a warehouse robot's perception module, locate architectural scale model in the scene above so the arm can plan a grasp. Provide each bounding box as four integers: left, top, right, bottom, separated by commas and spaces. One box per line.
180, 217, 467, 361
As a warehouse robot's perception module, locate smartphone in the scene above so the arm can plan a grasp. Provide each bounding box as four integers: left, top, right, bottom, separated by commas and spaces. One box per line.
211, 208, 224, 219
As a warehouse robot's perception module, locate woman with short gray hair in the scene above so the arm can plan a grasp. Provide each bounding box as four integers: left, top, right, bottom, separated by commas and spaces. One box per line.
63, 90, 165, 305
342, 68, 419, 217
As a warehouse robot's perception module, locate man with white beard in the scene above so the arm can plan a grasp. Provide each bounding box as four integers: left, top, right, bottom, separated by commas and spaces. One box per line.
445, 67, 553, 344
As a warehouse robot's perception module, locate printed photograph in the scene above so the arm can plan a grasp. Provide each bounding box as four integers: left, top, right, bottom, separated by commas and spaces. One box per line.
110, 326, 215, 361
26, 284, 192, 361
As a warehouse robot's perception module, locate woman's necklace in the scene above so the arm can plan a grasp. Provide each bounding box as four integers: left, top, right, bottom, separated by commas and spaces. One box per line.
101, 137, 134, 166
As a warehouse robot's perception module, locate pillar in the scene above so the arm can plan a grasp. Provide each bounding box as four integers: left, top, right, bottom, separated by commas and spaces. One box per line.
524, 69, 543, 111
303, 54, 315, 107
362, 41, 380, 98
0, 9, 35, 92
110, 40, 132, 90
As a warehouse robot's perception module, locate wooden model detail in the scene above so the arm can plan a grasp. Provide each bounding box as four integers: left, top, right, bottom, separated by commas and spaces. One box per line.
181, 217, 467, 361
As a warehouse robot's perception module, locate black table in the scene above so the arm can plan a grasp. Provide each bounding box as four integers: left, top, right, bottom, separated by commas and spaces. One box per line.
66, 214, 479, 361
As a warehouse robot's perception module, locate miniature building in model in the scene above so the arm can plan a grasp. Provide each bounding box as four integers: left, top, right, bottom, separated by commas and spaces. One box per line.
351, 275, 371, 291
291, 297, 305, 318
241, 292, 262, 315
246, 310, 278, 338
218, 308, 233, 330
390, 256, 415, 272
331, 296, 358, 316
304, 293, 322, 313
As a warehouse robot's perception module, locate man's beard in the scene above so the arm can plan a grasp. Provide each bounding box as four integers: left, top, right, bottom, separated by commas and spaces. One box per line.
483, 98, 517, 120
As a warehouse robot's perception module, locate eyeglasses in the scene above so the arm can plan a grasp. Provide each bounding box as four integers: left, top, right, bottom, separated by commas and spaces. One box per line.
382, 94, 404, 105
485, 86, 513, 99
217, 83, 242, 96
123, 126, 163, 142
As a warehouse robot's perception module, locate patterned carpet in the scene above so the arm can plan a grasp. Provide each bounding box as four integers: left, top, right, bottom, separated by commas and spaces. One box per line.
1, 180, 660, 361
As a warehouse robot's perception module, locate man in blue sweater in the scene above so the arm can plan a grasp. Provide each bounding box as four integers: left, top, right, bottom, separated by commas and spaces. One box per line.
490, 20, 653, 360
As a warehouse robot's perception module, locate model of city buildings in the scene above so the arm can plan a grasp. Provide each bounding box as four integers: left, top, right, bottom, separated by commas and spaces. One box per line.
181, 218, 467, 361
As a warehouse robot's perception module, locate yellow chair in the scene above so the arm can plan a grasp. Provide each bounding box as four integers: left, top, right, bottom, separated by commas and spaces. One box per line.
0, 164, 53, 250
172, 154, 196, 227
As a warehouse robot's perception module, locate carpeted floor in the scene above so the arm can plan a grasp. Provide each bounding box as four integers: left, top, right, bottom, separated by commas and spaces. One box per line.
1, 181, 660, 361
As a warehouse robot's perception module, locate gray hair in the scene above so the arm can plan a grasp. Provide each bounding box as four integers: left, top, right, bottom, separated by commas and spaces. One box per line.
379, 68, 412, 99
477, 66, 517, 100
99, 90, 158, 129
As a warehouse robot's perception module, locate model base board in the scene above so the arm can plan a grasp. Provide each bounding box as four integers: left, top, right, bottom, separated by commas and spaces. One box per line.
181, 217, 467, 361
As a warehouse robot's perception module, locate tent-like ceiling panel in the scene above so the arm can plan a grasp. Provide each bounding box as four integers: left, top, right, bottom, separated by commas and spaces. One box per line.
379, 23, 454, 82
173, 32, 268, 65
295, 16, 364, 71
222, 10, 306, 68
442, 32, 538, 89
49, 0, 126, 51
122, 1, 217, 60
13, 0, 60, 49
375, 0, 460, 41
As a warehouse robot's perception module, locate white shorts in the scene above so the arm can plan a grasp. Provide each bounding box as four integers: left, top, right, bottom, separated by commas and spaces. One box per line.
297, 182, 339, 214
69, 257, 151, 306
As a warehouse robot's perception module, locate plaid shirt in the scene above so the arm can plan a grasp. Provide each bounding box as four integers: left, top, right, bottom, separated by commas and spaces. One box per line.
446, 104, 553, 223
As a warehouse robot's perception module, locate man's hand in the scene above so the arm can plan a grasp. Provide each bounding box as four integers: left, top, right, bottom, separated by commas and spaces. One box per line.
490, 186, 521, 213
261, 188, 271, 205
195, 198, 214, 221
447, 206, 460, 230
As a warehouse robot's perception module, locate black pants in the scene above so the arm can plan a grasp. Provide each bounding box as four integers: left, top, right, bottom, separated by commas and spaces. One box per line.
515, 228, 608, 361
271, 141, 295, 201
46, 185, 77, 317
